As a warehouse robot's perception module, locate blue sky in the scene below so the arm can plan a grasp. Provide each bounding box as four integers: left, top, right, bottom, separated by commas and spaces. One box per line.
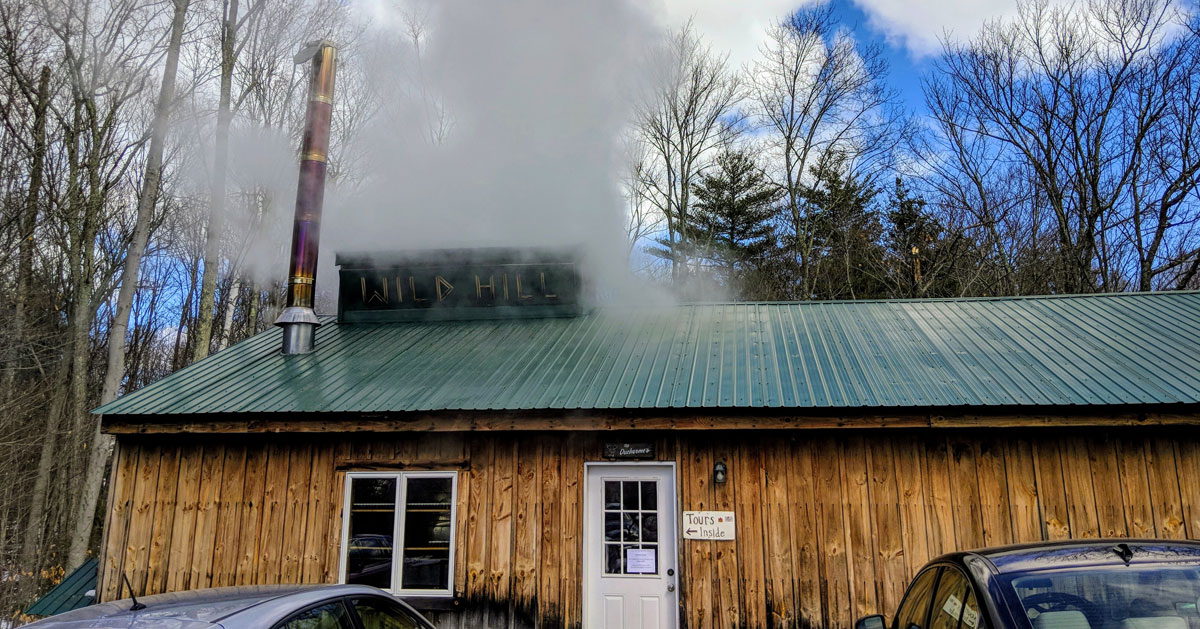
828, 0, 932, 115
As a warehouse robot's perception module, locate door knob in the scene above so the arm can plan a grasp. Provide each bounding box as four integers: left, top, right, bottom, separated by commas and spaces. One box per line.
667, 584, 675, 592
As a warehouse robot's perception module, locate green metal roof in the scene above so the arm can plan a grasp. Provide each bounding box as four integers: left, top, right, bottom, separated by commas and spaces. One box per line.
97, 292, 1200, 416
26, 558, 97, 617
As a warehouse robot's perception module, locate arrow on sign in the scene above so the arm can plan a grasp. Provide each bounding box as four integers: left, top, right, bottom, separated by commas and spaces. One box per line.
686, 528, 697, 535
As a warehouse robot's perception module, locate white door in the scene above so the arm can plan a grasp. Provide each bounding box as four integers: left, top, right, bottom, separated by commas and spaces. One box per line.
583, 463, 679, 629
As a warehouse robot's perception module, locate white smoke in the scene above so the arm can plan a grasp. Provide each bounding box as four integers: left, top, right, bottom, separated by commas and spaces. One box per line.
318, 0, 666, 308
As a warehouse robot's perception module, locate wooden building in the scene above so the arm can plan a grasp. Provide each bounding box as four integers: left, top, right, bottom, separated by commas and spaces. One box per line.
94, 252, 1200, 629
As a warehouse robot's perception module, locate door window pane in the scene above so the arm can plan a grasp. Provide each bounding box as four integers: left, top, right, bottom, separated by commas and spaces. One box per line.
347, 478, 396, 589
896, 568, 940, 629
280, 601, 353, 629
602, 478, 659, 575
399, 476, 453, 590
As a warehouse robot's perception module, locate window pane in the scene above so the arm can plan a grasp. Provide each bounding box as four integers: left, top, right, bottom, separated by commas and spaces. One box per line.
605, 543, 621, 574
352, 597, 422, 629
283, 601, 352, 629
400, 477, 453, 591
640, 481, 656, 511
347, 478, 396, 589
641, 513, 657, 542
604, 512, 620, 542
604, 481, 620, 509
622, 513, 640, 542
896, 568, 939, 629
622, 481, 639, 510
930, 569, 969, 629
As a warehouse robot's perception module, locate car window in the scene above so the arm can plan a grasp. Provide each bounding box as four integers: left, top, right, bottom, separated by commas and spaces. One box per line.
350, 596, 423, 629
895, 568, 940, 629
930, 568, 970, 629
277, 600, 354, 629
960, 588, 982, 629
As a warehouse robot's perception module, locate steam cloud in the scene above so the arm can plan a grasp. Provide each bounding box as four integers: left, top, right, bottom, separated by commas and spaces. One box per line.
316, 0, 664, 308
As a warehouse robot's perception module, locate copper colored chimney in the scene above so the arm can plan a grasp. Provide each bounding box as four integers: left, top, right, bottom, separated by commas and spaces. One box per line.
276, 40, 336, 354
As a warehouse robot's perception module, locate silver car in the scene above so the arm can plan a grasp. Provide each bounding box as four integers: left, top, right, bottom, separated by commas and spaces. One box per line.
26, 584, 436, 628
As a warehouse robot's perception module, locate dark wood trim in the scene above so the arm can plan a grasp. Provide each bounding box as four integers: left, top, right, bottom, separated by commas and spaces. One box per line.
103, 407, 1200, 434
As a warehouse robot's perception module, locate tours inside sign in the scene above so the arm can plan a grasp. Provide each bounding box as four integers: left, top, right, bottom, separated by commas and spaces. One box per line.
336, 249, 582, 322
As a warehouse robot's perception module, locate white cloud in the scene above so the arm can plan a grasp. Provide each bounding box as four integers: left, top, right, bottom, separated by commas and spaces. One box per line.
850, 0, 1047, 57
652, 0, 808, 69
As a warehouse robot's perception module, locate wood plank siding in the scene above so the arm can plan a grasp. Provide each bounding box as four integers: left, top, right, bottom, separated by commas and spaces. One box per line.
100, 428, 1200, 629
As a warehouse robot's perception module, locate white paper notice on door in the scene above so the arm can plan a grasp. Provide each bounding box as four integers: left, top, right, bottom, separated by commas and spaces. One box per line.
625, 548, 656, 574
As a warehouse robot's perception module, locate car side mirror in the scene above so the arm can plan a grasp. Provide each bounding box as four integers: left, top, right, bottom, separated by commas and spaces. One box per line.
854, 614, 887, 629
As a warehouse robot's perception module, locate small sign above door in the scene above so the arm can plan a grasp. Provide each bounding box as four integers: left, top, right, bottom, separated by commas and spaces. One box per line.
682, 511, 736, 540
603, 442, 655, 460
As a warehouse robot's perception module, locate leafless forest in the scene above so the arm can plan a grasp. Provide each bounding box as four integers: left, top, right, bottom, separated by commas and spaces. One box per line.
0, 0, 1198, 620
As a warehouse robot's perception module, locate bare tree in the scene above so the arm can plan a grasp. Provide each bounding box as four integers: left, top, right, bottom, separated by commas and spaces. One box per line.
928, 0, 1200, 293
749, 4, 907, 299
636, 21, 741, 286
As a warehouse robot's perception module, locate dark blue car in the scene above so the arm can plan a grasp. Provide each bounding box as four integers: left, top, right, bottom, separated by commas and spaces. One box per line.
856, 539, 1200, 629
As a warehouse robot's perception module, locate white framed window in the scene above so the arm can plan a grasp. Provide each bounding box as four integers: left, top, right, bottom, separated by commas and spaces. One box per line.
339, 471, 457, 596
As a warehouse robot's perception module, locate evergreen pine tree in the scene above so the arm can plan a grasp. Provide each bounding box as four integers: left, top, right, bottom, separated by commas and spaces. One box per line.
686, 148, 781, 297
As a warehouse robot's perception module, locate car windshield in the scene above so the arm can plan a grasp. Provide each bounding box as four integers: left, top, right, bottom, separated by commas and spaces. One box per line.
1003, 564, 1200, 629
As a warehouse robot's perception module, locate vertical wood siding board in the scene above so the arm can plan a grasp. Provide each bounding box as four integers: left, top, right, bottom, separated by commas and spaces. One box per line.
97, 440, 124, 600
788, 437, 821, 627
562, 435, 584, 629
763, 439, 795, 627
324, 439, 353, 584
125, 444, 162, 598
1032, 439, 1070, 540
1147, 437, 1187, 538
102, 441, 139, 601
256, 442, 290, 584
923, 436, 957, 556
303, 444, 334, 583
453, 459, 470, 598
489, 438, 515, 606
974, 438, 1014, 548
842, 436, 877, 621
1060, 437, 1100, 538
281, 443, 313, 582
685, 437, 714, 629
146, 446, 181, 594
1088, 434, 1129, 538
868, 438, 906, 619
893, 437, 929, 577
948, 437, 985, 550
1176, 439, 1200, 540
513, 440, 539, 619
1116, 438, 1156, 538
816, 435, 849, 628
213, 445, 248, 587
538, 436, 561, 626
711, 439, 741, 628
465, 437, 492, 602
1003, 439, 1042, 544
236, 444, 269, 585
192, 444, 227, 589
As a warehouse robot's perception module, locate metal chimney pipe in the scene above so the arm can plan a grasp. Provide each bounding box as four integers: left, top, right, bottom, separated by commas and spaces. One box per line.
276, 40, 336, 354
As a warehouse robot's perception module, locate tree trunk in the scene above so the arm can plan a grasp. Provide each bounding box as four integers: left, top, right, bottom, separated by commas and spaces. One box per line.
192, 0, 240, 363
67, 0, 191, 571
2, 66, 51, 406
217, 278, 241, 350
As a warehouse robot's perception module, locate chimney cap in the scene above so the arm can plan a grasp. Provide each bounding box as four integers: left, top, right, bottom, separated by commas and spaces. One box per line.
293, 39, 337, 65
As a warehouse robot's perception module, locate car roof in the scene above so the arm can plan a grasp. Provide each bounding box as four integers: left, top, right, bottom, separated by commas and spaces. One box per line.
933, 539, 1200, 575
27, 584, 399, 627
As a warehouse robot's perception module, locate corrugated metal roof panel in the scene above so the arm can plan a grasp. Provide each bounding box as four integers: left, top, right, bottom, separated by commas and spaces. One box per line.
96, 292, 1200, 416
